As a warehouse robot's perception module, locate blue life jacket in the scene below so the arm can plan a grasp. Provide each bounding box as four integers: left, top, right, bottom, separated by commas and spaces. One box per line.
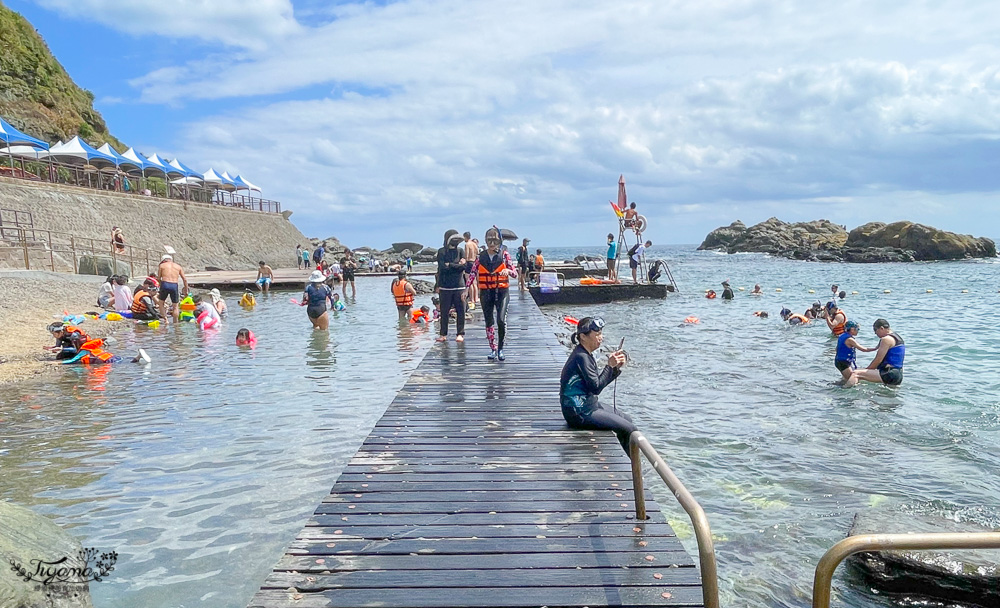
835, 332, 856, 365
879, 332, 905, 369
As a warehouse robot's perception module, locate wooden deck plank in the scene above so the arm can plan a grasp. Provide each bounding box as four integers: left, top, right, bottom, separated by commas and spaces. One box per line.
248, 295, 701, 607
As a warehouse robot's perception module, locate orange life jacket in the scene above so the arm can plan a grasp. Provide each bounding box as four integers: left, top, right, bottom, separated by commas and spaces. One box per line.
787, 313, 810, 324
477, 259, 510, 290
831, 312, 847, 335
131, 290, 151, 314
77, 338, 114, 364
410, 310, 429, 324
392, 279, 414, 307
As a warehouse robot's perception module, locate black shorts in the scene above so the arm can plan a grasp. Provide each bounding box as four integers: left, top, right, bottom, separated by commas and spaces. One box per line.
834, 360, 853, 372
343, 269, 355, 281
397, 304, 412, 312
158, 282, 179, 303
629, 258, 638, 269
879, 366, 903, 386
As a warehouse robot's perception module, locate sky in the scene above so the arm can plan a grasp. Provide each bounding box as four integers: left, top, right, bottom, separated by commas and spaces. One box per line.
9, 0, 1000, 248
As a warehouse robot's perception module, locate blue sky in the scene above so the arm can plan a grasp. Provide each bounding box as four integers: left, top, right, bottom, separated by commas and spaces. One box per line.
9, 0, 1000, 248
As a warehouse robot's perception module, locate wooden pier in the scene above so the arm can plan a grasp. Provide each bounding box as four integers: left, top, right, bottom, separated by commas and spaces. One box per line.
248, 294, 702, 607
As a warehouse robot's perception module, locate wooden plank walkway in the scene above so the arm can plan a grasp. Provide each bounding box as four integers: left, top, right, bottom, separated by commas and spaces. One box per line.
248, 294, 702, 607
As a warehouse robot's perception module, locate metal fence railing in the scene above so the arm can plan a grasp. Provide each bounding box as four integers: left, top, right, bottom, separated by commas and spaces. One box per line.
0, 156, 281, 213
0, 225, 161, 277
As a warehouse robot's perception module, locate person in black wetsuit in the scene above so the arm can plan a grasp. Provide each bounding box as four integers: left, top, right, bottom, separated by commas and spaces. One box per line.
560, 316, 635, 452
721, 280, 734, 300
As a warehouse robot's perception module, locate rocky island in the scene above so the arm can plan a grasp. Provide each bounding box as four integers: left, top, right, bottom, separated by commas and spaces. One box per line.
698, 218, 997, 262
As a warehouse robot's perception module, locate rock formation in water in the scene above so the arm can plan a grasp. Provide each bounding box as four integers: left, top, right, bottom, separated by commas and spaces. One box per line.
846, 508, 1000, 607
698, 218, 996, 262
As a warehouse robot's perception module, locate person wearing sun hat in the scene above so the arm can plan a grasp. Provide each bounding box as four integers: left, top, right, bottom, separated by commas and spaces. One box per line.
209, 288, 227, 316
300, 270, 333, 330
156, 253, 187, 323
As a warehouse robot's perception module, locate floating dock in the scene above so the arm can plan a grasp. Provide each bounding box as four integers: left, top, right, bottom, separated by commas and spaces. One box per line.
247, 293, 700, 607
185, 269, 434, 291
529, 282, 670, 306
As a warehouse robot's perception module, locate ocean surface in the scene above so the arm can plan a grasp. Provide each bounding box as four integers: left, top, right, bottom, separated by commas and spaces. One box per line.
2, 248, 999, 608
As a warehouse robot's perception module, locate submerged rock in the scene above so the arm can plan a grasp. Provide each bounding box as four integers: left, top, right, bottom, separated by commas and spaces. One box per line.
0, 501, 94, 607
846, 509, 1000, 607
699, 218, 996, 262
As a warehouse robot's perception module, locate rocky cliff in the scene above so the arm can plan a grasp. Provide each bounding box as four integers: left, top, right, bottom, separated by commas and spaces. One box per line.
0, 2, 122, 147
699, 218, 996, 262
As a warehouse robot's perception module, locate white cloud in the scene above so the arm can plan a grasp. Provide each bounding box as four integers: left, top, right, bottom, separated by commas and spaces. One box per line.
96, 0, 1000, 244
32, 0, 300, 50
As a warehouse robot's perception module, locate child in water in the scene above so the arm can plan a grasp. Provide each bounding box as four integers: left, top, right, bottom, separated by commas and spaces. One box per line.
331, 293, 346, 311
192, 295, 221, 330
431, 296, 441, 320
236, 328, 256, 347
410, 305, 433, 324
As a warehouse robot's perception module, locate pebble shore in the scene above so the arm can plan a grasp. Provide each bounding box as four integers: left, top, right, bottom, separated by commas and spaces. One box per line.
0, 271, 117, 385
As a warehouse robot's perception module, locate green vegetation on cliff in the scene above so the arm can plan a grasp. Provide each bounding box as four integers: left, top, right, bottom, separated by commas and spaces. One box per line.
0, 1, 122, 148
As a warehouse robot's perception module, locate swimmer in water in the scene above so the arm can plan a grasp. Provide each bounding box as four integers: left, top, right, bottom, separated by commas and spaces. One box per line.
236, 328, 256, 347
331, 292, 346, 311
721, 280, 734, 300
752, 311, 769, 318
825, 301, 847, 336
751, 284, 763, 295
780, 307, 810, 325
851, 318, 905, 387
834, 320, 876, 387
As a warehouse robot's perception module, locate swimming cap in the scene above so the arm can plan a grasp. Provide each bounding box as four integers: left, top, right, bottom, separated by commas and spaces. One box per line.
780, 307, 791, 318
844, 320, 859, 332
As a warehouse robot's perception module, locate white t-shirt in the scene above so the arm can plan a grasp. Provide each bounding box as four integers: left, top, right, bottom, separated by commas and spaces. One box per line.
632, 244, 646, 262
112, 284, 133, 312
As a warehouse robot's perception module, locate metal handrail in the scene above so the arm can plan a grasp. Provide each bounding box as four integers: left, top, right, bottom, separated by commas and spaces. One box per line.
0, 224, 160, 275
628, 431, 720, 608
812, 532, 1000, 608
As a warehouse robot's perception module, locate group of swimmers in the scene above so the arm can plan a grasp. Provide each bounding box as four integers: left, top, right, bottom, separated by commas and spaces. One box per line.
771, 284, 905, 387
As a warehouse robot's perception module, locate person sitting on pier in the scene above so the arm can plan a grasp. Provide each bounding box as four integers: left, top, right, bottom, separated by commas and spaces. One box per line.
256, 261, 273, 294
560, 316, 635, 453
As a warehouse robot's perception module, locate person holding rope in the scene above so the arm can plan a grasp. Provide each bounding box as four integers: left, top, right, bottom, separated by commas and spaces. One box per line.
466, 227, 517, 361
560, 316, 635, 453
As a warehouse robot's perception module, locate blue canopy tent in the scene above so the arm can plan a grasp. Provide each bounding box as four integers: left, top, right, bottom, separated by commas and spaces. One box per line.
0, 118, 49, 176
45, 136, 117, 168
167, 158, 204, 180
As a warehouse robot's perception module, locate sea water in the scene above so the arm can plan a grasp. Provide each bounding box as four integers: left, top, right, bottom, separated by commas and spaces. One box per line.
1, 252, 999, 608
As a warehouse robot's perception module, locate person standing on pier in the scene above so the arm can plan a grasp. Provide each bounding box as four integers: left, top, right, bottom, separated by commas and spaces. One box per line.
466, 227, 517, 360
606, 234, 617, 282
436, 229, 467, 343
560, 317, 635, 452
516, 238, 530, 291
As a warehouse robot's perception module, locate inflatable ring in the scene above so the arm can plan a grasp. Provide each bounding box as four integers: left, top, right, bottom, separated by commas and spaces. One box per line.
634, 214, 648, 234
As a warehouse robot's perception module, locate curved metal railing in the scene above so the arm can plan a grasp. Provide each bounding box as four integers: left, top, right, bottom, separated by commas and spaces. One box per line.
812, 532, 1000, 608
628, 431, 720, 608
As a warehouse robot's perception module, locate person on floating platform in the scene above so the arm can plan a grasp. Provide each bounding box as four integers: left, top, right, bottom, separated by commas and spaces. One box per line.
835, 320, 877, 387
628, 240, 651, 285
391, 269, 417, 320
560, 316, 634, 453
606, 234, 617, 282
130, 279, 161, 321
466, 227, 517, 361
45, 323, 118, 364
852, 318, 905, 387
780, 307, 810, 326
721, 280, 734, 300
825, 301, 848, 336
256, 261, 273, 294
301, 270, 333, 330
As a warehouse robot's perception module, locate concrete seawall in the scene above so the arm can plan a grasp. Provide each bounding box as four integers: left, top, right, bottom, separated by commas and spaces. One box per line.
0, 178, 314, 271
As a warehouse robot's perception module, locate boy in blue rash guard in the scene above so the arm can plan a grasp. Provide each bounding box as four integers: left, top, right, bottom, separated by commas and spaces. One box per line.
559, 316, 635, 453
835, 320, 876, 387
852, 318, 906, 387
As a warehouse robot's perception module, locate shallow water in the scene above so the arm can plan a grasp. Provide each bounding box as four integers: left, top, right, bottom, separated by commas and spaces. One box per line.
543, 246, 1000, 608
2, 251, 999, 608
1, 277, 435, 608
